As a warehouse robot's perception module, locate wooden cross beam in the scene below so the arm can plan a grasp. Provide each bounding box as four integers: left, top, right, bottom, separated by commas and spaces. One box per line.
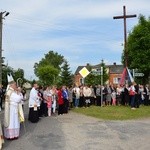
113, 6, 136, 67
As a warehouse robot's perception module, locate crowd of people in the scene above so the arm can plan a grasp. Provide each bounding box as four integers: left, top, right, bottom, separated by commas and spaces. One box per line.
28, 82, 150, 124
0, 81, 150, 149
69, 82, 150, 109
28, 83, 70, 124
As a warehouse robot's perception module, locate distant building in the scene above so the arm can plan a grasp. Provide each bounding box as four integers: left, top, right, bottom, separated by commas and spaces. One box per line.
74, 63, 124, 85
23, 82, 32, 89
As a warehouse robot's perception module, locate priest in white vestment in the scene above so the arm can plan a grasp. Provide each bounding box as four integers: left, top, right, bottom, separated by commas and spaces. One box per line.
4, 81, 22, 140
28, 83, 40, 123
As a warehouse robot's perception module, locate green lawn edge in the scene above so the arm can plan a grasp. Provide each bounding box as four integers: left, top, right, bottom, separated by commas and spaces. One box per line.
72, 105, 150, 121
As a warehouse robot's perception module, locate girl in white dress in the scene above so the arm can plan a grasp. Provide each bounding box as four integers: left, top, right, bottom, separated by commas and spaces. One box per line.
51, 86, 57, 114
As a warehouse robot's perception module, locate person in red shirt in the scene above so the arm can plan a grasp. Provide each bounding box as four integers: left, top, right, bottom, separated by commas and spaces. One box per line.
57, 88, 64, 115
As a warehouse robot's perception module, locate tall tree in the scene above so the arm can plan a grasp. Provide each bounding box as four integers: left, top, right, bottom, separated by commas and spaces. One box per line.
60, 60, 73, 87
34, 51, 64, 85
125, 15, 150, 83
36, 65, 59, 85
13, 68, 24, 80
34, 51, 64, 74
2, 66, 13, 87
2, 66, 25, 87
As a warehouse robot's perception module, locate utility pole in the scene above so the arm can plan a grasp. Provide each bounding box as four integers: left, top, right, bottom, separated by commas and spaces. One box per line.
0, 11, 9, 84
113, 6, 136, 67
0, 12, 3, 85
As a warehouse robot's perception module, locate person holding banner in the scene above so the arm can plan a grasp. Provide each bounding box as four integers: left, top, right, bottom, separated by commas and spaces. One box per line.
4, 81, 23, 140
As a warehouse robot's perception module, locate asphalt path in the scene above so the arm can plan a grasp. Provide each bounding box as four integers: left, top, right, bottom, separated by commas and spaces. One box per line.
0, 102, 150, 150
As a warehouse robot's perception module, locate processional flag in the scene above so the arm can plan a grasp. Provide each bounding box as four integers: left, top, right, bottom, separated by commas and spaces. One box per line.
119, 67, 134, 85
119, 68, 127, 85
126, 68, 134, 83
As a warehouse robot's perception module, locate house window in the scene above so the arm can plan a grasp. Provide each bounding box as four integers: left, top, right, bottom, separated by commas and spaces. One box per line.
96, 69, 101, 72
80, 78, 84, 85
113, 77, 121, 84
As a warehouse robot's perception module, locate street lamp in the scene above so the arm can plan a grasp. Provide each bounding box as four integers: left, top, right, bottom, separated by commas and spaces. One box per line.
0, 11, 9, 84
4, 12, 10, 17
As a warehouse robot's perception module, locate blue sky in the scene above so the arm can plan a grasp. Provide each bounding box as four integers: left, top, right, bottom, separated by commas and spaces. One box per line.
0, 0, 150, 80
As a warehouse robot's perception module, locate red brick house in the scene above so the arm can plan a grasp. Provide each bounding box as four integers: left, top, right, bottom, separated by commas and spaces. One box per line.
74, 63, 124, 86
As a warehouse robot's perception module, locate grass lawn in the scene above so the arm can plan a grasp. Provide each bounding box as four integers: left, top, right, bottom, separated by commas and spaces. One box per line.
72, 105, 150, 120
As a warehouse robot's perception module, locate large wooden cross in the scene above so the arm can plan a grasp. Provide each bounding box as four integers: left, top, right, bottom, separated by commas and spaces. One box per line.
113, 6, 136, 67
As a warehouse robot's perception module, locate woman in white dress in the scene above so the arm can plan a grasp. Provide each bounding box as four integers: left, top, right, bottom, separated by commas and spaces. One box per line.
51, 86, 57, 114
4, 81, 23, 140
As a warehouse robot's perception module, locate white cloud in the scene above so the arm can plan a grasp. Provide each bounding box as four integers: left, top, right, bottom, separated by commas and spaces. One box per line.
1, 0, 150, 79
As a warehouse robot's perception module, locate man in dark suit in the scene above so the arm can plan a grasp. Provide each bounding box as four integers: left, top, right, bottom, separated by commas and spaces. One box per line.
134, 83, 140, 108
144, 84, 149, 106
0, 84, 5, 111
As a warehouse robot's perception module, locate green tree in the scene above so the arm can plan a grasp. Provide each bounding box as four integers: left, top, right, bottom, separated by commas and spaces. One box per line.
101, 62, 109, 85
2, 66, 13, 87
126, 15, 150, 84
34, 50, 64, 85
84, 62, 109, 85
84, 64, 96, 85
85, 73, 97, 85
13, 68, 24, 87
34, 51, 64, 74
2, 66, 25, 87
36, 65, 59, 85
13, 68, 24, 79
60, 60, 73, 87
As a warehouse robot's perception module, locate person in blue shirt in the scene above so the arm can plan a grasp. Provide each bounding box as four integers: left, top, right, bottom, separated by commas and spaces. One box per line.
62, 86, 69, 113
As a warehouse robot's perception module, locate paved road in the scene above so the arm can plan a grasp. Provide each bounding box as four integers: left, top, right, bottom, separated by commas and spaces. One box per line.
1, 103, 150, 150
59, 112, 150, 150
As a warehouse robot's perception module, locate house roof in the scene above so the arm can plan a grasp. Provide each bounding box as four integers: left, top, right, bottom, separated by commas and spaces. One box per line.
74, 64, 124, 74
108, 65, 124, 74
74, 66, 85, 75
